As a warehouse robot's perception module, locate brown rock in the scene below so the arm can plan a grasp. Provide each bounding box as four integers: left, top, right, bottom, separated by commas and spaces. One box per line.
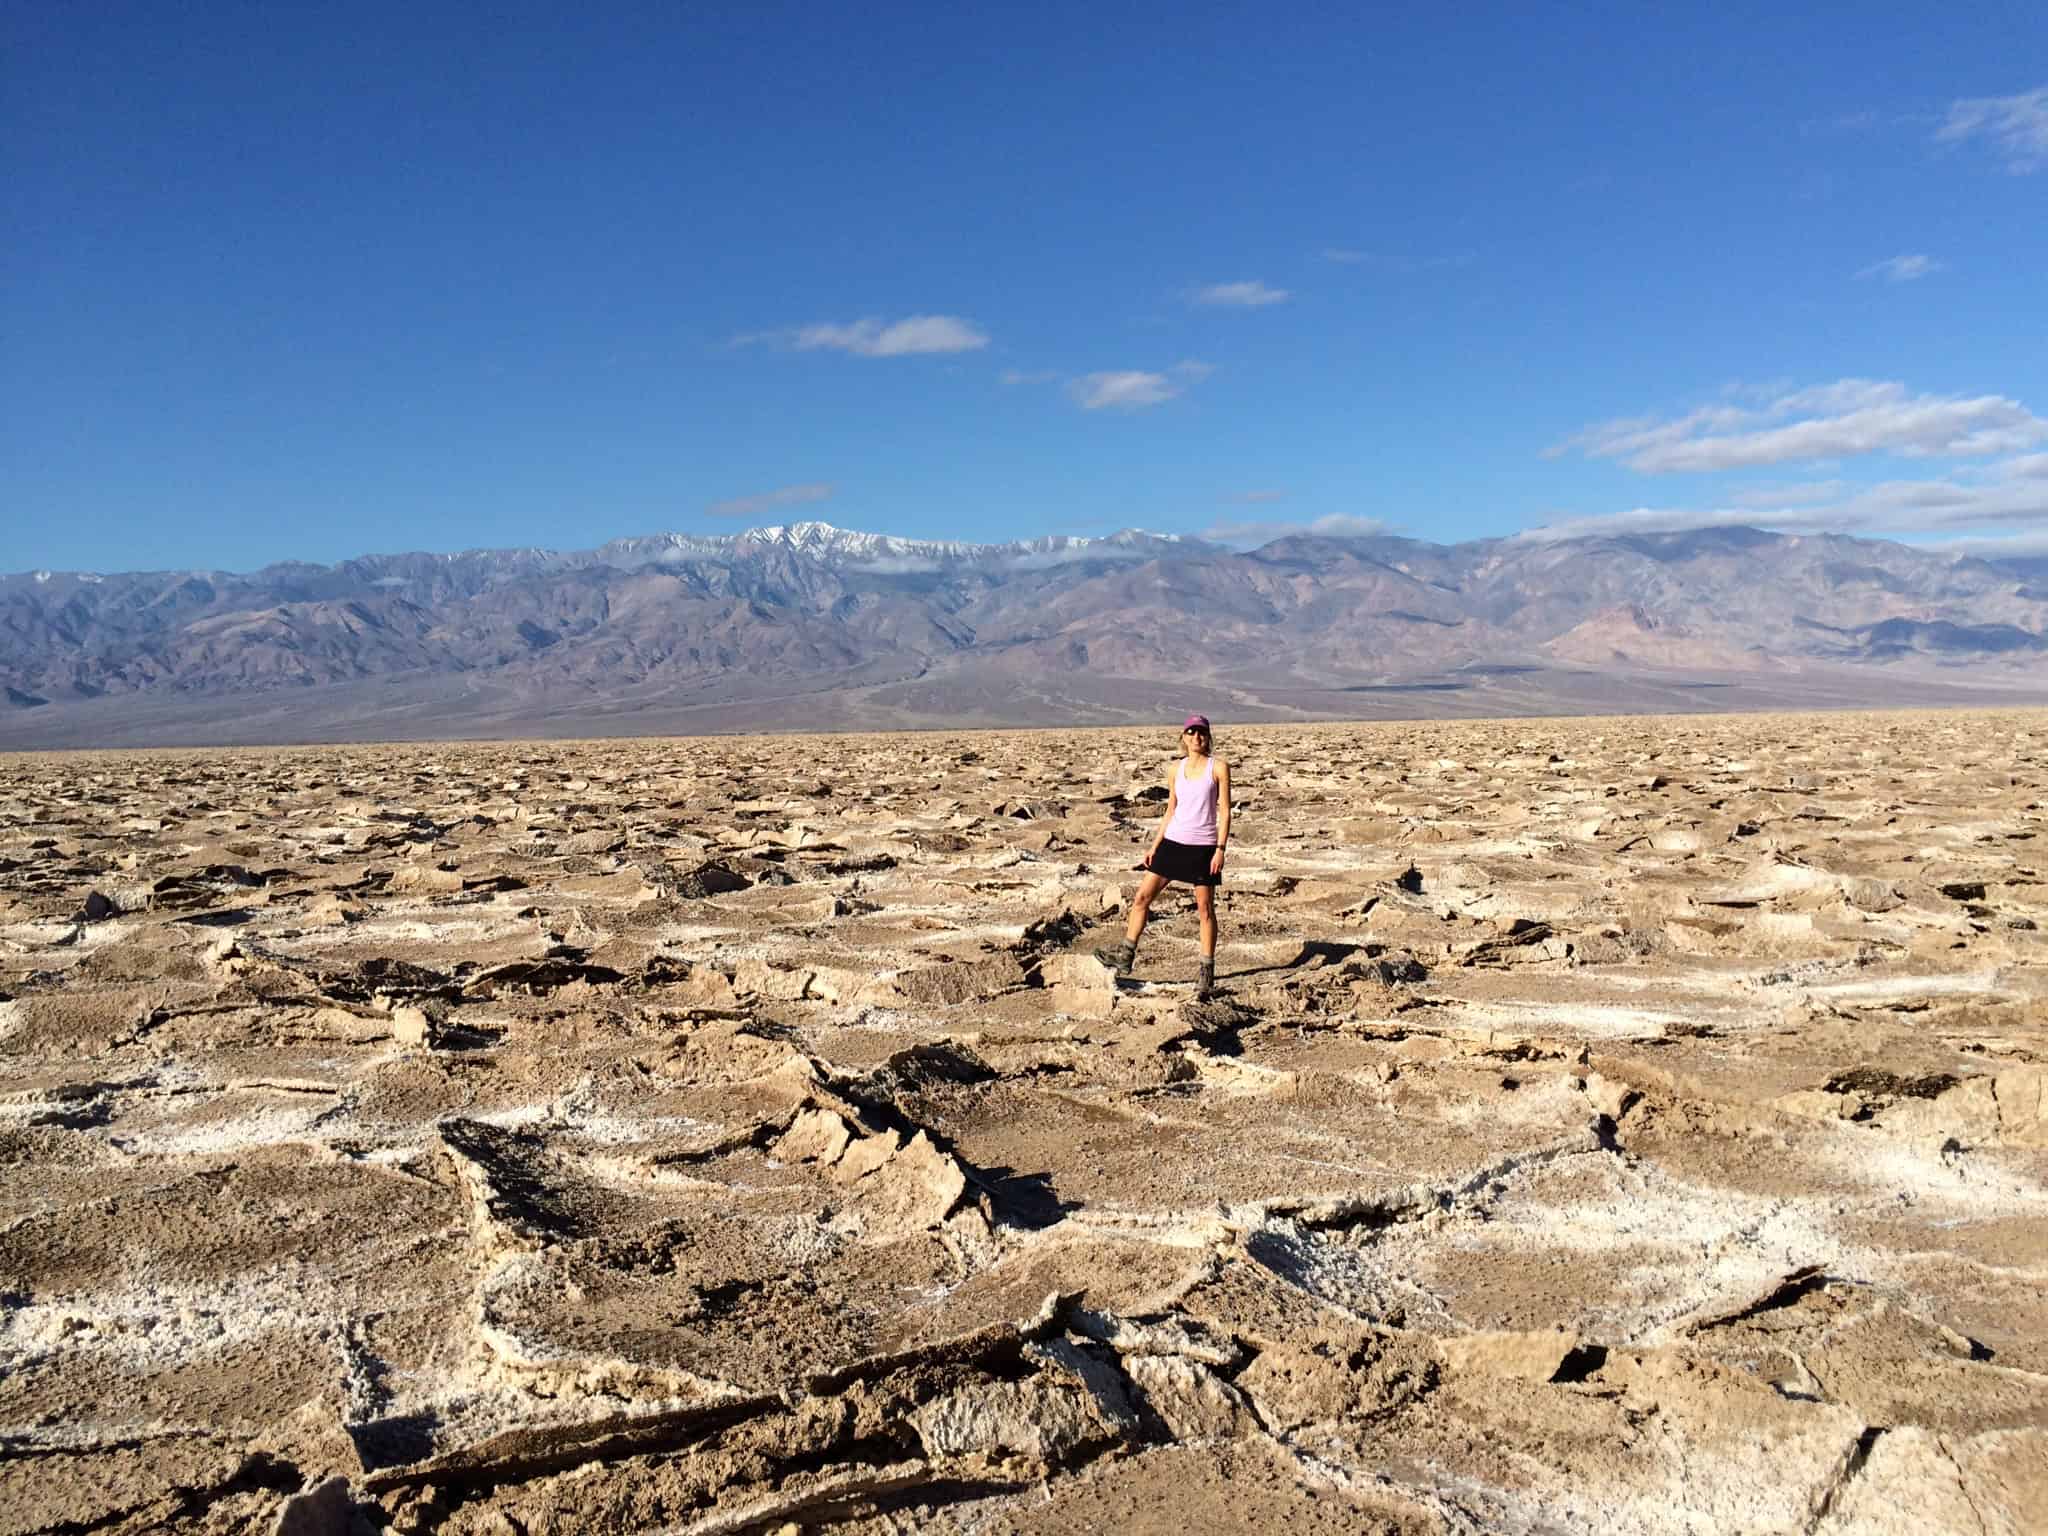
389, 1004, 434, 1048
303, 893, 362, 927
851, 1130, 967, 1236
388, 861, 465, 893
890, 952, 1027, 1006
1994, 1066, 2048, 1146
1038, 953, 1119, 1018
833, 1128, 903, 1184
732, 958, 815, 1000
671, 965, 740, 1008
1235, 1340, 1365, 1430
1439, 1327, 1584, 1382
272, 1476, 352, 1536
1125, 1353, 1258, 1439
776, 1106, 853, 1166
1581, 1071, 1641, 1120
308, 1006, 393, 1043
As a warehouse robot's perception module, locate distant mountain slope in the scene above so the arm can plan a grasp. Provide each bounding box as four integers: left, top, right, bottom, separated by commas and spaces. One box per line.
4, 522, 2045, 746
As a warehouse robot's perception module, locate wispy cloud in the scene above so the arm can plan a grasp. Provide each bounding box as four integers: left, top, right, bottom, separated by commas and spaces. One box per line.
707, 482, 834, 519
1916, 528, 2048, 558
1070, 371, 1181, 411
734, 315, 990, 356
1554, 380, 2048, 473
999, 368, 1057, 385
1856, 253, 1943, 282
1224, 489, 1288, 504
1512, 506, 1815, 543
1731, 479, 1849, 509
1006, 543, 1157, 570
1517, 452, 2048, 543
1802, 108, 1883, 135
1319, 248, 1367, 264
1190, 280, 1289, 308
1064, 360, 1215, 410
1202, 512, 1392, 546
796, 315, 989, 355
1937, 84, 2048, 172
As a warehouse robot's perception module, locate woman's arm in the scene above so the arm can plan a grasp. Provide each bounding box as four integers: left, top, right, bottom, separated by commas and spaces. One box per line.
1210, 761, 1232, 874
1146, 765, 1179, 866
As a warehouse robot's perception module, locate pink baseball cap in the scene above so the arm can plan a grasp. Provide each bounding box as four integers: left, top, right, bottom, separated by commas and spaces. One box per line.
1182, 714, 1211, 731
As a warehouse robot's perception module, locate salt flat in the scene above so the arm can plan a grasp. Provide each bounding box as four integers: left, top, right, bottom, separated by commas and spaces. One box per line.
1, 710, 2044, 1534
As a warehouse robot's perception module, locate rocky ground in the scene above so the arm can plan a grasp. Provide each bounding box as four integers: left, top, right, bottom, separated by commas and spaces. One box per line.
1, 710, 2044, 1535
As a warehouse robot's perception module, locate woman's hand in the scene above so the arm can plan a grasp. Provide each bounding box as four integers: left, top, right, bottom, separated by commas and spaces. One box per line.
1142, 846, 1157, 869
1209, 847, 1226, 875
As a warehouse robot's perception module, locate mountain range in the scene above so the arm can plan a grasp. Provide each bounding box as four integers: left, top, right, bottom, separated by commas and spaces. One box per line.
5, 521, 2046, 747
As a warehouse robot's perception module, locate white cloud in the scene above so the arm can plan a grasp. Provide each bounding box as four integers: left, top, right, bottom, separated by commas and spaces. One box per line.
1069, 371, 1181, 411
707, 482, 834, 520
1006, 543, 1156, 570
736, 315, 990, 356
1513, 507, 1764, 542
1201, 513, 1393, 546
796, 315, 990, 356
1917, 529, 2048, 558
1937, 85, 2048, 173
1225, 489, 1288, 504
1320, 247, 1367, 264
999, 368, 1057, 385
1190, 280, 1290, 308
1059, 360, 1214, 411
1555, 379, 2048, 473
1517, 453, 2048, 543
1856, 253, 1943, 282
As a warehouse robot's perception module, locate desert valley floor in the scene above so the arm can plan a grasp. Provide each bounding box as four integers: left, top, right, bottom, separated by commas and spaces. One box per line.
1, 710, 2045, 1535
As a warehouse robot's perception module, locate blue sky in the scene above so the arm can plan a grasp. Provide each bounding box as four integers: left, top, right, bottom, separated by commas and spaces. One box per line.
6, 1, 2046, 573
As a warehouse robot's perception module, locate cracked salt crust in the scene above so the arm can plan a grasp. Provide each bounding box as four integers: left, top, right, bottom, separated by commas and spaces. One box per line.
1, 710, 2043, 1533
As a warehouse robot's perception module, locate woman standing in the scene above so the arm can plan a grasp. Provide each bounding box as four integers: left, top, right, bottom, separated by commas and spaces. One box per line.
1095, 714, 1231, 996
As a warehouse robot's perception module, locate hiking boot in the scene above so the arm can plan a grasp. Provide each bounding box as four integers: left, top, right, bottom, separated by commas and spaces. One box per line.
1093, 939, 1135, 977
1196, 959, 1216, 998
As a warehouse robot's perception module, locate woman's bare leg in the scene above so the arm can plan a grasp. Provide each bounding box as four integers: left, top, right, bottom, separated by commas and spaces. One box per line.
1193, 884, 1217, 958
1126, 872, 1169, 945
1096, 872, 1168, 975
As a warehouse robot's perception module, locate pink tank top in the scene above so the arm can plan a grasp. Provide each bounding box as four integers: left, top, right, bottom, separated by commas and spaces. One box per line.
1163, 759, 1219, 844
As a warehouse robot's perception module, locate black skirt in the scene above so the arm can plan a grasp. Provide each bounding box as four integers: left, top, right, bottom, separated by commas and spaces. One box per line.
1150, 837, 1220, 887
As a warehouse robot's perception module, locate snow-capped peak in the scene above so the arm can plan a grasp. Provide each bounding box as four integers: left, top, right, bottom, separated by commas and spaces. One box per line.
742, 522, 975, 559
593, 520, 1196, 570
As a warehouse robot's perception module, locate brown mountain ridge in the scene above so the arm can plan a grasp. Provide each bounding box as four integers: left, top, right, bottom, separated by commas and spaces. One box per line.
4, 522, 2045, 747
